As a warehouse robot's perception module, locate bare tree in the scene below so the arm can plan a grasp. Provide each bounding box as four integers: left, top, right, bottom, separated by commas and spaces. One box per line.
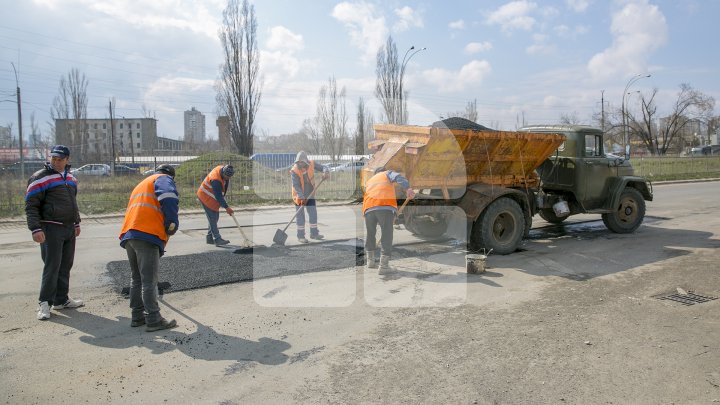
216, 0, 262, 157
355, 97, 373, 155
140, 103, 157, 119
29, 112, 51, 159
50, 68, 88, 156
375, 36, 406, 124
315, 76, 348, 162
444, 99, 479, 123
559, 111, 582, 125
628, 84, 715, 155
300, 118, 322, 155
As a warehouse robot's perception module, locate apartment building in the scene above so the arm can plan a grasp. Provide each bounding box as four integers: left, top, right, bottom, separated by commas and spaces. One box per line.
184, 107, 206, 145
54, 118, 158, 162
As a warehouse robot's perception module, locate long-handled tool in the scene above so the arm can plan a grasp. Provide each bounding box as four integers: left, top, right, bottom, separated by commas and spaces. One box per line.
230, 213, 266, 254
394, 196, 412, 230
273, 178, 325, 246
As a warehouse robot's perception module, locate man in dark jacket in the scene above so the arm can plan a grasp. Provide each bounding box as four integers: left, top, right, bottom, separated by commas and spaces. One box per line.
25, 145, 83, 320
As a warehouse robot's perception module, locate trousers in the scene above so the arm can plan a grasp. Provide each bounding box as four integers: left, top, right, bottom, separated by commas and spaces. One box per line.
295, 199, 319, 237
125, 239, 162, 324
38, 223, 76, 305
364, 209, 395, 256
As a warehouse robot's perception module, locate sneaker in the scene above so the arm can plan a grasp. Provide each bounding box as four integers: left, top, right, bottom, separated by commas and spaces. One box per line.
297, 237, 309, 244
206, 234, 214, 244
310, 234, 324, 240
37, 301, 50, 320
52, 297, 84, 310
145, 318, 177, 332
214, 238, 230, 246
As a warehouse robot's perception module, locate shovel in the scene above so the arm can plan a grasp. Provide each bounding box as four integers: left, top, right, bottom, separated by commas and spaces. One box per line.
273, 178, 325, 246
230, 213, 266, 254
394, 196, 412, 230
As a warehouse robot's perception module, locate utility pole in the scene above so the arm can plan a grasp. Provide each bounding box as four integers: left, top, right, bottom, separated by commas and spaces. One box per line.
109, 100, 116, 173
600, 90, 605, 134
11, 63, 24, 179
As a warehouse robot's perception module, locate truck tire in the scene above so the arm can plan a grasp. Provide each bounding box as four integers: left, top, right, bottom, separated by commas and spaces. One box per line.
602, 187, 645, 233
538, 208, 568, 224
471, 197, 525, 255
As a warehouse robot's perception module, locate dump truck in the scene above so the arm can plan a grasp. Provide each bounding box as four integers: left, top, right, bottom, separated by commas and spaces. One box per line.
362, 118, 653, 255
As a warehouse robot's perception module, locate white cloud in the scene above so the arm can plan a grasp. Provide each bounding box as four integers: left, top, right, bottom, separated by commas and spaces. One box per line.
486, 1, 538, 32
526, 33, 556, 55
587, 0, 667, 81
393, 6, 423, 32
449, 19, 465, 30
332, 1, 388, 63
566, 0, 591, 13
266, 26, 304, 52
465, 41, 493, 54
422, 60, 492, 92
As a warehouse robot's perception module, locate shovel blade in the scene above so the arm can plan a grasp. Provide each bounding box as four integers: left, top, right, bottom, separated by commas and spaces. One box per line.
273, 228, 288, 246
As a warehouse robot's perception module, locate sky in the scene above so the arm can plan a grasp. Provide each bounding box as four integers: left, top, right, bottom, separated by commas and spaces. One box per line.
1, 0, 718, 144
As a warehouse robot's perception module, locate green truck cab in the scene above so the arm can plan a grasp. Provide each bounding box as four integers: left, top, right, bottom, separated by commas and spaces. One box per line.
520, 125, 653, 233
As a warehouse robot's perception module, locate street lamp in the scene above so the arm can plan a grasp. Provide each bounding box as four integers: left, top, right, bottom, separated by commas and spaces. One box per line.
10, 63, 24, 179
622, 73, 651, 157
398, 45, 426, 124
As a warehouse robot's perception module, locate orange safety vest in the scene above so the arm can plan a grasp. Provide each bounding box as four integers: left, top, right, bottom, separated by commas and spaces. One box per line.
362, 172, 398, 214
291, 161, 315, 205
119, 174, 169, 242
196, 165, 227, 212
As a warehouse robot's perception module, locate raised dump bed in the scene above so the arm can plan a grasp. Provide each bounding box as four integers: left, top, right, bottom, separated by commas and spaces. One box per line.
364, 121, 565, 198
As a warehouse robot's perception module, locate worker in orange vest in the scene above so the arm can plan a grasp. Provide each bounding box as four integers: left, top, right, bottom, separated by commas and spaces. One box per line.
196, 165, 235, 246
119, 164, 179, 332
290, 151, 329, 243
363, 167, 414, 274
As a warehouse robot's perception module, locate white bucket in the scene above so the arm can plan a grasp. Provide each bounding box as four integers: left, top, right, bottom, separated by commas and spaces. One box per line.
466, 254, 487, 274
553, 200, 570, 216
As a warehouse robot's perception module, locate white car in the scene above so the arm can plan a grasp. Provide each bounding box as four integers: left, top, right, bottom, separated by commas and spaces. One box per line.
332, 161, 365, 173
71, 164, 111, 176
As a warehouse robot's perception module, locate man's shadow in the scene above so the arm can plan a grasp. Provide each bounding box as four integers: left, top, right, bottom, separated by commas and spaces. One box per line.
51, 302, 290, 367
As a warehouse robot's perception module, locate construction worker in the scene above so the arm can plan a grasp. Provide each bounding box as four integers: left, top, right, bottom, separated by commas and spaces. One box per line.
26, 145, 84, 320
363, 167, 415, 274
119, 164, 179, 332
197, 164, 235, 246
290, 151, 329, 243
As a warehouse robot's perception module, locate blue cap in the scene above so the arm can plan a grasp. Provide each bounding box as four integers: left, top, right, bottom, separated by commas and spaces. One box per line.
50, 145, 70, 158
222, 165, 234, 177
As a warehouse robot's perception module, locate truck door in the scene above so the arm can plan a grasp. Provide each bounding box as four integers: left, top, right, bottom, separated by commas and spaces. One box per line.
580, 133, 613, 210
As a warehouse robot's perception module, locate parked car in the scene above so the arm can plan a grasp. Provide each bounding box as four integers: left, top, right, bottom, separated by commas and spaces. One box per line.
332, 160, 366, 173
113, 165, 140, 176
1, 160, 48, 176
143, 163, 180, 176
71, 164, 111, 176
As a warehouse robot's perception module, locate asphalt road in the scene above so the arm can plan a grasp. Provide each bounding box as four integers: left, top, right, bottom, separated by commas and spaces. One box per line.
1, 181, 719, 404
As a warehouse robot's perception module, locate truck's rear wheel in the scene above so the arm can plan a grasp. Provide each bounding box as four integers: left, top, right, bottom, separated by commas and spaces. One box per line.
539, 208, 568, 224
471, 197, 525, 255
404, 214, 448, 239
602, 187, 645, 233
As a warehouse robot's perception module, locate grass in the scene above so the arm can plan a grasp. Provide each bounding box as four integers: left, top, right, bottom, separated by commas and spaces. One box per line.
2, 154, 717, 220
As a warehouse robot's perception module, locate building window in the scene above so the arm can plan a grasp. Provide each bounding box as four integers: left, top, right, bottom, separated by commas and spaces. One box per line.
93, 123, 98, 129
137, 143, 141, 149
103, 123, 106, 129
136, 123, 140, 129
136, 133, 140, 138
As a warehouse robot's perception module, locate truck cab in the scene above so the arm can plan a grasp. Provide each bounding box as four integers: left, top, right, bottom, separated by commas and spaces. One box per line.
519, 125, 652, 232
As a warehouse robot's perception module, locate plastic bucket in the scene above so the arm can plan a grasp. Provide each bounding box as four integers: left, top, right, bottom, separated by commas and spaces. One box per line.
466, 254, 487, 274
553, 200, 570, 216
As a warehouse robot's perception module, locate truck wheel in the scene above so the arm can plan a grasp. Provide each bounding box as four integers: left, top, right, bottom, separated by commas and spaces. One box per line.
471, 197, 525, 255
602, 187, 645, 233
405, 214, 448, 239
539, 208, 568, 224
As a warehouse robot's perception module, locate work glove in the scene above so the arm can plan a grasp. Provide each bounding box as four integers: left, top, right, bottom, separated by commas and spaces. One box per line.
322, 171, 330, 180
225, 206, 234, 215
406, 188, 416, 199
166, 222, 177, 236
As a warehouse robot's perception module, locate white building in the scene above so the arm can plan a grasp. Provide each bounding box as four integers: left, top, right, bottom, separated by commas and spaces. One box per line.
184, 107, 206, 145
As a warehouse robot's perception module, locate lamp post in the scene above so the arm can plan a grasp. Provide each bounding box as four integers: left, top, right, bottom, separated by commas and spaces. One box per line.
621, 74, 650, 157
397, 45, 426, 124
11, 63, 24, 179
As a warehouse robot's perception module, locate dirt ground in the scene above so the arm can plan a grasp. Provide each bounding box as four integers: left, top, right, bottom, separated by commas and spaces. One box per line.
1, 181, 719, 404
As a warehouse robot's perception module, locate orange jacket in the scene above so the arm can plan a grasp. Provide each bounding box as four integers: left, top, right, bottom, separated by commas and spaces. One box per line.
120, 174, 169, 242
362, 172, 398, 214
291, 161, 315, 205
196, 165, 227, 212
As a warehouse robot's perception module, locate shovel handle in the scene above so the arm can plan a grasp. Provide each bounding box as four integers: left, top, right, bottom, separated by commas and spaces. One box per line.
282, 177, 326, 232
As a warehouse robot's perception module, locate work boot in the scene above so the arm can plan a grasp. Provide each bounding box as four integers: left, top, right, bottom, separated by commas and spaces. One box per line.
215, 238, 230, 246
310, 233, 324, 240
365, 250, 378, 269
145, 318, 177, 332
206, 234, 214, 244
130, 318, 146, 327
378, 255, 392, 275
298, 237, 309, 244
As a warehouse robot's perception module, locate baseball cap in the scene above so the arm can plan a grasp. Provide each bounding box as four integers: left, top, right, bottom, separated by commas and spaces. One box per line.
221, 165, 235, 177
50, 145, 70, 158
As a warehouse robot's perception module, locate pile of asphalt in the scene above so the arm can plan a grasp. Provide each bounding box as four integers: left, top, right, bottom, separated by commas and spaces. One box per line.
106, 239, 363, 295
431, 117, 496, 131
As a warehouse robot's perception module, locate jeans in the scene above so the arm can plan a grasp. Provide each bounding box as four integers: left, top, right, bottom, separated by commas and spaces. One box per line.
364, 209, 395, 256
125, 239, 162, 324
38, 223, 76, 305
202, 203, 222, 240
295, 199, 319, 237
